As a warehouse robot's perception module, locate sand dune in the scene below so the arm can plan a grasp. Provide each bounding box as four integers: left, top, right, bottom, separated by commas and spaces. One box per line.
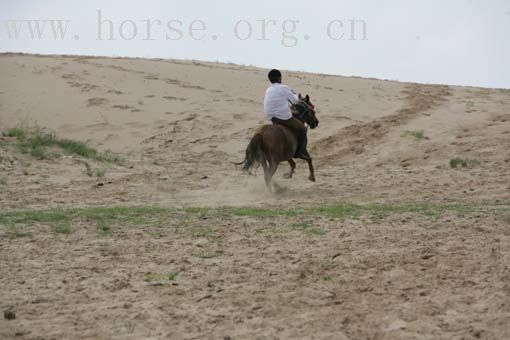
0, 53, 509, 340
1, 53, 508, 209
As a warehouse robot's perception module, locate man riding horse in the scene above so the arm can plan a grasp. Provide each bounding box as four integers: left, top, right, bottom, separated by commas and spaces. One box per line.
264, 69, 309, 159
238, 69, 319, 192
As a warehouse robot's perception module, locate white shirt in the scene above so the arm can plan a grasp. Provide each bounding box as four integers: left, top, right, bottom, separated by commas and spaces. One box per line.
264, 83, 299, 120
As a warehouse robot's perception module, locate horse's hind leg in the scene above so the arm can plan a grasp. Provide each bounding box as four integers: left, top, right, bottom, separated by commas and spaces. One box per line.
283, 159, 296, 179
263, 160, 279, 192
269, 161, 288, 193
261, 159, 272, 191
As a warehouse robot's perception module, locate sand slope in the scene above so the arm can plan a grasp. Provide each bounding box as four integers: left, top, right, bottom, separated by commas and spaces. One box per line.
0, 53, 508, 209
0, 54, 509, 340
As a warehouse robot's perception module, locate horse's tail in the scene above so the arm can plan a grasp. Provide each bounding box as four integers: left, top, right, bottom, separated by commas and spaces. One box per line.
238, 133, 264, 173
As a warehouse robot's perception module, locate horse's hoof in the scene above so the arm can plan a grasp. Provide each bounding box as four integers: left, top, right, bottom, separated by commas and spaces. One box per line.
283, 173, 292, 179
309, 176, 316, 182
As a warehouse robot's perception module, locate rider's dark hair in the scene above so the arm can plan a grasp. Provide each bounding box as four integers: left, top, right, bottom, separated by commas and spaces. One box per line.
268, 69, 282, 83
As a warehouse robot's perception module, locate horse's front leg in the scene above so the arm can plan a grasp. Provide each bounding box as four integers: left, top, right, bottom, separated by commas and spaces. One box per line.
298, 152, 315, 182
299, 152, 315, 182
283, 159, 296, 179
306, 157, 315, 182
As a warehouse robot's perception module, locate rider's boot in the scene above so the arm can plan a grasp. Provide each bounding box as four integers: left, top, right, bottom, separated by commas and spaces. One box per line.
294, 133, 309, 159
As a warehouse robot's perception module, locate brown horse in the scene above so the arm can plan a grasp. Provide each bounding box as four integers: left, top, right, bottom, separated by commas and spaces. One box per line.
238, 94, 319, 191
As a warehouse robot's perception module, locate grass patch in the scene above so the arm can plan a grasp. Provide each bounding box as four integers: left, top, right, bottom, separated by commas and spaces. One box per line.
30, 146, 50, 160
0, 206, 170, 238
96, 221, 112, 234
168, 272, 179, 281
1, 203, 507, 240
144, 273, 162, 282
4, 127, 26, 140
4, 126, 124, 164
0, 176, 7, 186
148, 230, 165, 238
450, 158, 467, 168
95, 168, 107, 178
12, 230, 32, 238
449, 158, 480, 169
228, 207, 298, 218
52, 222, 71, 234
95, 151, 124, 164
4, 225, 32, 239
8, 209, 70, 224
84, 163, 107, 177
402, 130, 427, 141
57, 138, 97, 158
184, 207, 211, 215
311, 203, 473, 218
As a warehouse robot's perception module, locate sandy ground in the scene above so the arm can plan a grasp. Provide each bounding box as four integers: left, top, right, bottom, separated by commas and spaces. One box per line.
0, 53, 509, 339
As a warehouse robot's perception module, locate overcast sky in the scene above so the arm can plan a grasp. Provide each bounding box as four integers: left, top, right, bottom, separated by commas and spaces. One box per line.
1, 0, 509, 88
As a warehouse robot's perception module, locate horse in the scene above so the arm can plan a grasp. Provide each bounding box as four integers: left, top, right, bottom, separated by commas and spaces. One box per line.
238, 94, 319, 192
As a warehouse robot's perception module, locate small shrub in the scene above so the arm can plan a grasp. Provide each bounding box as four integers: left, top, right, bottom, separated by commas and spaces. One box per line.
12, 230, 32, 238
450, 158, 467, 168
52, 222, 71, 234
28, 132, 57, 148
0, 176, 6, 186
6, 225, 32, 239
4, 127, 26, 140
144, 273, 160, 282
96, 151, 124, 165
57, 138, 97, 158
167, 272, 179, 281
450, 158, 479, 168
30, 146, 49, 160
402, 130, 427, 140
97, 220, 112, 234
95, 168, 106, 177
411, 130, 426, 140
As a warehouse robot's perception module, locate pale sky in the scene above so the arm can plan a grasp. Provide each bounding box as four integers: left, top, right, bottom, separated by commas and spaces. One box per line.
1, 0, 509, 88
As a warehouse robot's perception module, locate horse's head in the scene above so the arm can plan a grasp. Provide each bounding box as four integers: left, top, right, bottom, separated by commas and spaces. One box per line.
290, 94, 319, 129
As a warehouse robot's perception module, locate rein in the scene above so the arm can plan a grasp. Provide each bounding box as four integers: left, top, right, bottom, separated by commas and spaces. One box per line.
294, 101, 312, 122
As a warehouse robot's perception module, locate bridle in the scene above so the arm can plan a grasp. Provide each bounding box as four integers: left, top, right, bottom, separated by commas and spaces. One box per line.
294, 101, 315, 123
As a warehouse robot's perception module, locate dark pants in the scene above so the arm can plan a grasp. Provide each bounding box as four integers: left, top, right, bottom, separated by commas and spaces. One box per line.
271, 117, 308, 157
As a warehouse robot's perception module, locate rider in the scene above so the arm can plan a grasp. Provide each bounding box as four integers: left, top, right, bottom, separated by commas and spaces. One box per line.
264, 69, 308, 158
